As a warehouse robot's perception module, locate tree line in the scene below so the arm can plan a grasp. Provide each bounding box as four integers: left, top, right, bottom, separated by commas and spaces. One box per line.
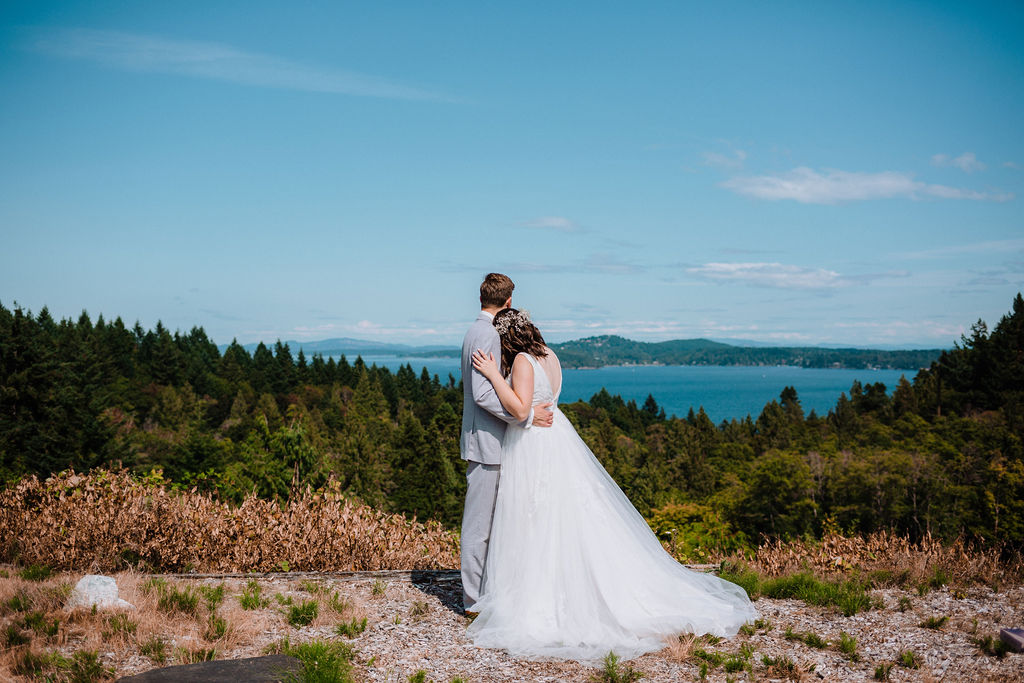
1, 294, 1021, 552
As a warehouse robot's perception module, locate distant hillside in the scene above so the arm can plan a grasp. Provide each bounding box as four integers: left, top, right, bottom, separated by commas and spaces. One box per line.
219, 337, 453, 357
224, 334, 943, 370
548, 335, 942, 370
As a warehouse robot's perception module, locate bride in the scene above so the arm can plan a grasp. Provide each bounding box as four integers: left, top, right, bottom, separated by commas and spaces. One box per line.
465, 308, 757, 662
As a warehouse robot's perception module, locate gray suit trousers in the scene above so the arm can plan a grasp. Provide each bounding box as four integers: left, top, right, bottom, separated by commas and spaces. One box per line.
460, 461, 501, 612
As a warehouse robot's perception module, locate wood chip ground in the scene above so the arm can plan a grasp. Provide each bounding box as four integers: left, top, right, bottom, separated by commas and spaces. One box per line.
99, 572, 1024, 682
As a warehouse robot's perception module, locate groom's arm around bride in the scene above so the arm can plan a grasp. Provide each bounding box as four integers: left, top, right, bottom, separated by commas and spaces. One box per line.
459, 273, 552, 614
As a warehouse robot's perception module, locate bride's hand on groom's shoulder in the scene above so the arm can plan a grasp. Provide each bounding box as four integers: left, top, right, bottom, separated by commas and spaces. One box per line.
472, 349, 500, 381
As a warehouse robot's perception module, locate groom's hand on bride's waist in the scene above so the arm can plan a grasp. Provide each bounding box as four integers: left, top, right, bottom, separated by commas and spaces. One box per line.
532, 403, 554, 428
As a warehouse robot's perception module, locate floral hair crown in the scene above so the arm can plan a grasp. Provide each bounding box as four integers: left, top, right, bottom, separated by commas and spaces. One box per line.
494, 309, 532, 335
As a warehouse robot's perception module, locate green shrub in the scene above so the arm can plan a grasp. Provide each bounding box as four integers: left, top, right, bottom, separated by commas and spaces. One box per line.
204, 614, 228, 641
873, 662, 893, 680
588, 651, 644, 682
199, 584, 225, 612
919, 615, 949, 630
897, 650, 921, 669
140, 636, 168, 663
837, 631, 859, 661
4, 623, 30, 647
761, 654, 799, 680
155, 584, 200, 615
335, 617, 367, 638
5, 591, 32, 612
287, 599, 319, 627
329, 591, 351, 613
720, 564, 877, 616
896, 596, 912, 612
101, 613, 136, 640
69, 649, 113, 683
974, 634, 1011, 658
279, 639, 356, 683
18, 564, 52, 582
693, 648, 724, 667
240, 579, 268, 609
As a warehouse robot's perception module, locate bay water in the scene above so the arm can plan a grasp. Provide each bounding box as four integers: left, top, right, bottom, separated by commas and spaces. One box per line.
357, 355, 914, 422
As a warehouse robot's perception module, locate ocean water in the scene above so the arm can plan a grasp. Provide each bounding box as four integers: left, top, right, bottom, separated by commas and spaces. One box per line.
356, 356, 914, 422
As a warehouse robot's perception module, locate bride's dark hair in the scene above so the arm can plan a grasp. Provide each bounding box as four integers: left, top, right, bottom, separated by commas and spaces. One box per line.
493, 308, 547, 377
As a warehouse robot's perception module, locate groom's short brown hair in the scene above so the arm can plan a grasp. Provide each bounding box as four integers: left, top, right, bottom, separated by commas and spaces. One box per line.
480, 273, 514, 307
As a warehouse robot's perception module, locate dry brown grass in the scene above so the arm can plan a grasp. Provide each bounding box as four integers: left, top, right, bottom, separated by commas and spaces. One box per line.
0, 567, 375, 681
663, 632, 697, 663
736, 530, 1024, 588
0, 470, 459, 573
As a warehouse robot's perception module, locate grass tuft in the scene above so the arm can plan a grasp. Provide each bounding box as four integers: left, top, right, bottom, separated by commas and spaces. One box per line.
203, 613, 228, 641
873, 662, 894, 680
761, 654, 800, 680
287, 599, 319, 627
154, 583, 200, 615
18, 564, 53, 582
199, 584, 225, 612
24, 610, 61, 637
919, 615, 949, 630
973, 634, 1011, 658
897, 649, 921, 669
240, 579, 268, 609
275, 639, 356, 683
4, 623, 30, 647
784, 626, 827, 648
719, 563, 878, 616
335, 617, 368, 638
139, 636, 168, 663
100, 613, 136, 641
588, 651, 645, 682
69, 649, 114, 682
837, 631, 859, 661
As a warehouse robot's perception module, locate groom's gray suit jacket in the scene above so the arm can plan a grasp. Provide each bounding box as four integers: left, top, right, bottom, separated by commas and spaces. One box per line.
460, 312, 531, 464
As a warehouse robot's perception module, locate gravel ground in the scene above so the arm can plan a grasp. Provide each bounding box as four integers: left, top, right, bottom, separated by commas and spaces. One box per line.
104, 572, 1024, 683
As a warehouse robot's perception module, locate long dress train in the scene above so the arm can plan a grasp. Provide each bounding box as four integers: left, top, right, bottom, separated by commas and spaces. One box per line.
466, 352, 757, 662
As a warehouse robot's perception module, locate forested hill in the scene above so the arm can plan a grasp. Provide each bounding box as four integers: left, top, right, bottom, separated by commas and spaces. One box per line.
244, 334, 943, 370
0, 293, 1021, 553
548, 336, 942, 369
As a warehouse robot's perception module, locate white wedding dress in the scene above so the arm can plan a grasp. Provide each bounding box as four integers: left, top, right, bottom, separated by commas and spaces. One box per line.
466, 351, 758, 662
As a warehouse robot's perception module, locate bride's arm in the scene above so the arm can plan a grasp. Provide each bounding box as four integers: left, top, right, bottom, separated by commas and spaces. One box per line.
471, 351, 534, 422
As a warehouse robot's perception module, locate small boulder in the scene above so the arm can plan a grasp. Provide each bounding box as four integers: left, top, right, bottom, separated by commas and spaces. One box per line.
1001, 627, 1024, 653
66, 575, 135, 611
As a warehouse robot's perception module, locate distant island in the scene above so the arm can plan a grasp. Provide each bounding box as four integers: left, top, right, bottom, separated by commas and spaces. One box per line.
225, 335, 943, 370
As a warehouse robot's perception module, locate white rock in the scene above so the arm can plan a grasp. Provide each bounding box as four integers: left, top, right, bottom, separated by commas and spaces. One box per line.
66, 574, 135, 611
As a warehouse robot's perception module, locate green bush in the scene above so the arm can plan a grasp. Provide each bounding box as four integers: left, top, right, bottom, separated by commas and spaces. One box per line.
287, 599, 319, 627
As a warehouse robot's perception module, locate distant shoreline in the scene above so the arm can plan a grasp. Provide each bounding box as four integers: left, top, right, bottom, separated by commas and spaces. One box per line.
222, 334, 944, 372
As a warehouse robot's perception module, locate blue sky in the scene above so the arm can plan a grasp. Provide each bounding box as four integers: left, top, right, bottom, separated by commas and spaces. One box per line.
1, 1, 1022, 349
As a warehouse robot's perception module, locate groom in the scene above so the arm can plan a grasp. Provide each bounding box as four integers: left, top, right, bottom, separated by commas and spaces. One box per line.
460, 272, 553, 616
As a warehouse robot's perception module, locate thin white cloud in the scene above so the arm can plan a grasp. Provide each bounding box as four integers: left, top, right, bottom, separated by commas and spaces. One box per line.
522, 216, 582, 232
899, 238, 1024, 260
686, 262, 851, 290
832, 319, 964, 341
721, 167, 1012, 204
703, 149, 747, 170
28, 28, 448, 101
1005, 161, 1021, 170
931, 152, 985, 173
682, 262, 911, 290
